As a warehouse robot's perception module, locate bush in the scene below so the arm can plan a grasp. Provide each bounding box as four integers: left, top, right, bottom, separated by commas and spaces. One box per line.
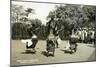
11, 23, 31, 39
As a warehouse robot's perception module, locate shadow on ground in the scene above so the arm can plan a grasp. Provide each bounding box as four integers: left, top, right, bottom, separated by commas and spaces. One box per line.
21, 50, 36, 54
60, 49, 71, 54
41, 51, 55, 57
41, 51, 48, 57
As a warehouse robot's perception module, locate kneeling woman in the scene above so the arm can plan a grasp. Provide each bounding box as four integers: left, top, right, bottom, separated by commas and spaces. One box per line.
26, 34, 38, 52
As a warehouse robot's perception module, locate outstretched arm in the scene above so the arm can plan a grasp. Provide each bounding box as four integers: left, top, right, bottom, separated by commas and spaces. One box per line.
33, 26, 40, 31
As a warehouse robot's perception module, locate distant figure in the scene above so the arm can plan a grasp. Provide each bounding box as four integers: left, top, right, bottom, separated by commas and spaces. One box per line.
84, 29, 88, 43
55, 32, 62, 48
81, 30, 85, 43
90, 30, 95, 44
76, 29, 82, 42
55, 33, 59, 48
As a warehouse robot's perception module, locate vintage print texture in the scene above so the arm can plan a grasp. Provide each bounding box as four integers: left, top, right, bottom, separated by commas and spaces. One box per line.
11, 1, 96, 66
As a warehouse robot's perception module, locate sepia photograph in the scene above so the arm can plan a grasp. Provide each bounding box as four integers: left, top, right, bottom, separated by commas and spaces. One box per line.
11, 0, 96, 66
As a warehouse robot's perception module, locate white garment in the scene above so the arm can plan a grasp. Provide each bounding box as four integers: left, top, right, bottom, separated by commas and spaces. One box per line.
71, 34, 79, 39
32, 35, 37, 38
77, 31, 82, 39
91, 31, 95, 39
81, 31, 84, 40
65, 40, 70, 50
57, 38, 62, 45
84, 31, 87, 38
21, 39, 32, 47
48, 34, 55, 39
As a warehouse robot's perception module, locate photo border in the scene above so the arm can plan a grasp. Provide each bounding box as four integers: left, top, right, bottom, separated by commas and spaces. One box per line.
10, 0, 96, 66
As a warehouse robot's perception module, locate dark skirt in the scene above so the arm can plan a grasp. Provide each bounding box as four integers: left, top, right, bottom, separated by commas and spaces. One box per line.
46, 40, 55, 52
26, 39, 38, 49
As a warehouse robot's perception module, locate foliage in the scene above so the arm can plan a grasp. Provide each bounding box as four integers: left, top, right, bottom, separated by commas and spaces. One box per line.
82, 5, 96, 28
11, 23, 30, 39
11, 4, 96, 40
47, 4, 96, 39
11, 4, 44, 39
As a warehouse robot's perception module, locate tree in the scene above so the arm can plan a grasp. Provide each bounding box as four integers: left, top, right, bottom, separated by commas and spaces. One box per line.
11, 4, 34, 23
82, 5, 96, 28
11, 4, 36, 39
47, 4, 93, 39
25, 8, 34, 17
11, 4, 24, 23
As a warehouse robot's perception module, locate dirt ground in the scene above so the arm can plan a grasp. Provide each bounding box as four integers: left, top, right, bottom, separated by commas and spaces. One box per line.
11, 40, 96, 66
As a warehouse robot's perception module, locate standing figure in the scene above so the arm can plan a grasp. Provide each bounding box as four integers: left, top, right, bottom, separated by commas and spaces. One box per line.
90, 30, 95, 44
81, 29, 85, 43
84, 29, 88, 43
55, 32, 59, 48
55, 32, 62, 48
76, 29, 82, 43
69, 32, 79, 54
46, 29, 55, 57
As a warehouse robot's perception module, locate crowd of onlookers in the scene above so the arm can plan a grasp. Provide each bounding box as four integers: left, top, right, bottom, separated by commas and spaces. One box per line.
72, 28, 96, 45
